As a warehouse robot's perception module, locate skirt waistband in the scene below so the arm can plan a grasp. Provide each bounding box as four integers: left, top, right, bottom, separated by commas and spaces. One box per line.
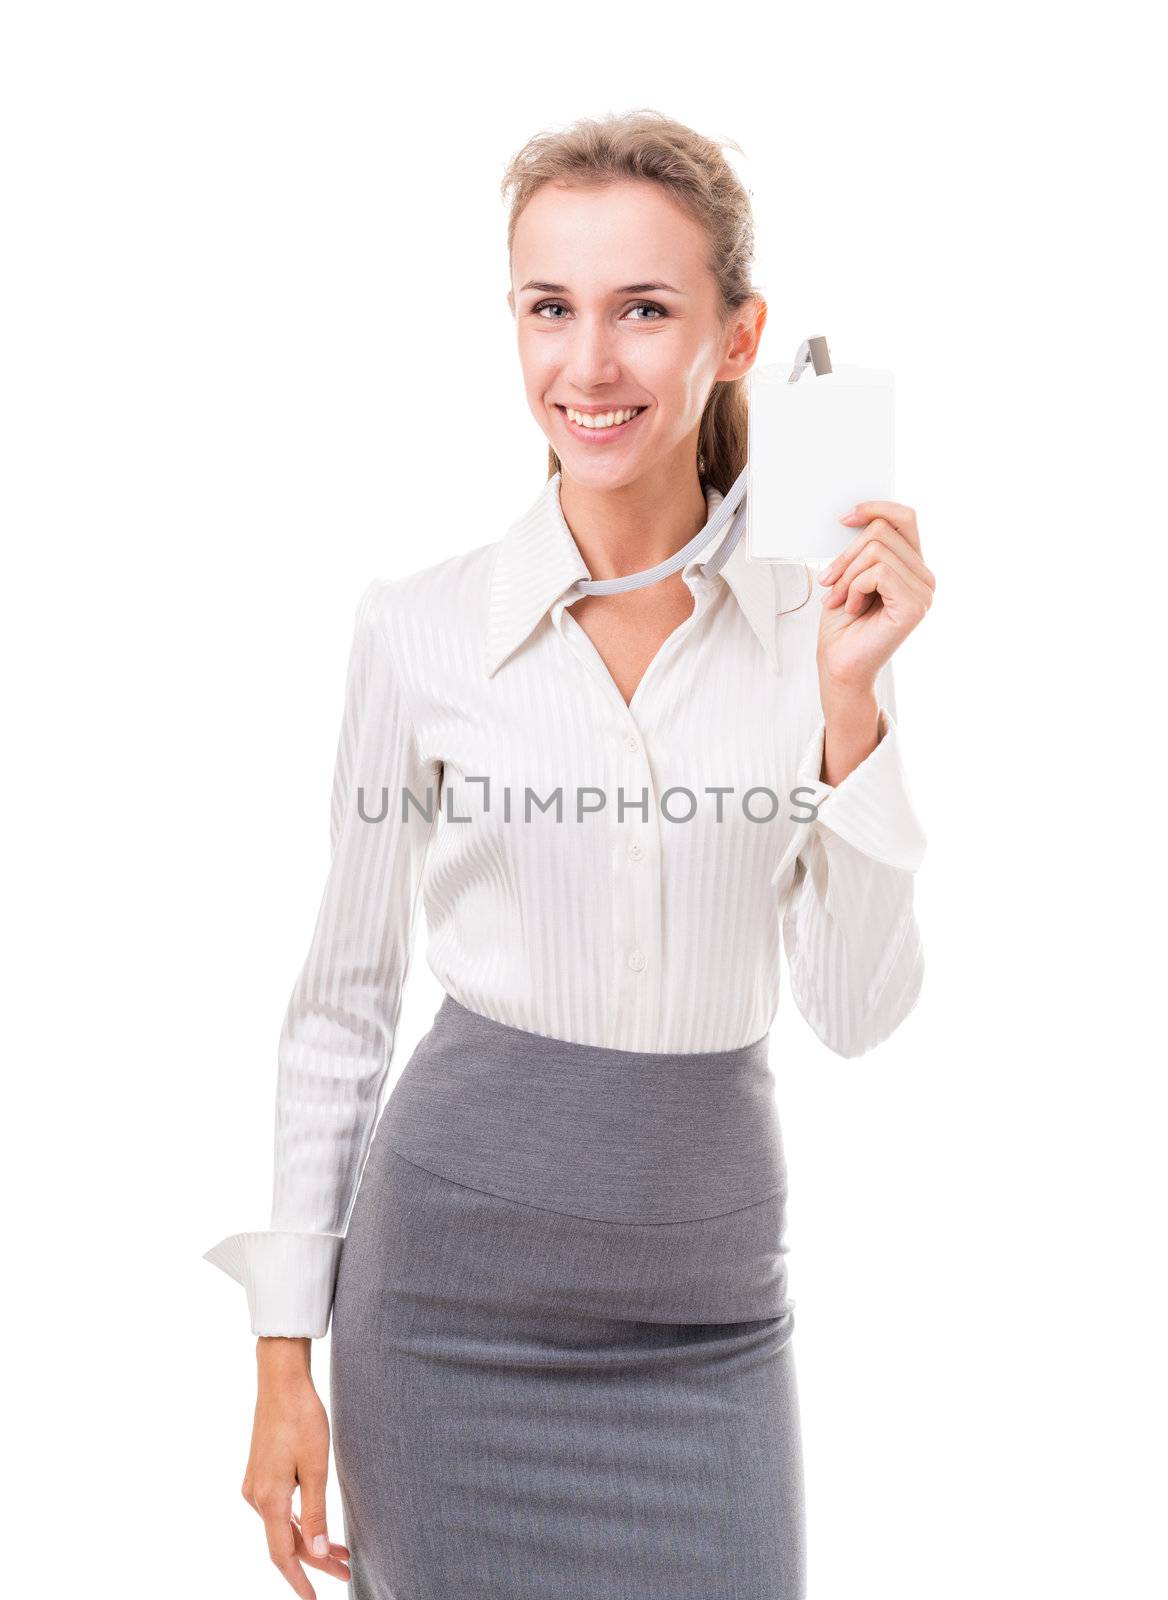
376, 992, 786, 1224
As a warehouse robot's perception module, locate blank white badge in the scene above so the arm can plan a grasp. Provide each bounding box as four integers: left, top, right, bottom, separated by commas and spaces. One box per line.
745, 357, 895, 566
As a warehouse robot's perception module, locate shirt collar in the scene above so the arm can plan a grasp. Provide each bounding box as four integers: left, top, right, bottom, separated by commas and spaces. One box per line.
483, 472, 810, 679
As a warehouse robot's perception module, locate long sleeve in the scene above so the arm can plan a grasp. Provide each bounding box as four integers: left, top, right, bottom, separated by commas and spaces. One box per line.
771, 660, 926, 1058
203, 580, 442, 1336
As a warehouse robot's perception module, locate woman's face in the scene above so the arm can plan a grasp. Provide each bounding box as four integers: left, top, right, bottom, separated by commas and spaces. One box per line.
508, 178, 764, 491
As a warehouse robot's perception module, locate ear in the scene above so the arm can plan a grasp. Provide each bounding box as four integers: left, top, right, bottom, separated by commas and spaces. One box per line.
716, 295, 767, 383
506, 288, 515, 317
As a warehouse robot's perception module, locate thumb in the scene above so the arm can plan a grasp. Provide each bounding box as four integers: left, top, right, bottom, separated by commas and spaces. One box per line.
297, 1467, 330, 1559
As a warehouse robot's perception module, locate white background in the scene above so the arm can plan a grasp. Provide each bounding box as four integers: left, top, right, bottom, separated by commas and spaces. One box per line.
4, 3, 1163, 1595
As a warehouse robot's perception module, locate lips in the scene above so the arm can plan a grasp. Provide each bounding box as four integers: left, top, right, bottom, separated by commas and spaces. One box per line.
555, 404, 648, 442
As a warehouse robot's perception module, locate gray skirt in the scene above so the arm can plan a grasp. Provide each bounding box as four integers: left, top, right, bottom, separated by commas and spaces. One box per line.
330, 992, 805, 1600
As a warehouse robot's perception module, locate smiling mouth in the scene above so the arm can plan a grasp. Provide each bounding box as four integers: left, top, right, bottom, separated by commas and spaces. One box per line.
555, 404, 648, 438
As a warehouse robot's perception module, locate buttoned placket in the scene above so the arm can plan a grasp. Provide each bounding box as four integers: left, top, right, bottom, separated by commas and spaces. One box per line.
550, 568, 720, 1044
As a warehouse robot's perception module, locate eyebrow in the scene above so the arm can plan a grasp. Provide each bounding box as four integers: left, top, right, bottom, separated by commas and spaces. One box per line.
518, 280, 685, 296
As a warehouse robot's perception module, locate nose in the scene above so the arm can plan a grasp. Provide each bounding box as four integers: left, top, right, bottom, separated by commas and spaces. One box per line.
561, 314, 622, 392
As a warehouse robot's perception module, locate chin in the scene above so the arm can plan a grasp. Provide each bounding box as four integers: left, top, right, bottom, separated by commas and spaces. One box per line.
556, 456, 647, 491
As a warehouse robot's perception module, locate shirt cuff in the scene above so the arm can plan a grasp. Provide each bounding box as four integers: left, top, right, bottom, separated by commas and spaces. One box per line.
770, 706, 927, 889
202, 1230, 344, 1339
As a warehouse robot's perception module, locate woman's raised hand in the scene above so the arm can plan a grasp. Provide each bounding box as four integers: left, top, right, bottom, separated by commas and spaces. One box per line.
815, 501, 935, 694
241, 1341, 351, 1597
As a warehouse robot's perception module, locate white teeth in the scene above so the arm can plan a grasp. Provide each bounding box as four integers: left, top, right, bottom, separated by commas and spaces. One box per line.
565, 406, 641, 429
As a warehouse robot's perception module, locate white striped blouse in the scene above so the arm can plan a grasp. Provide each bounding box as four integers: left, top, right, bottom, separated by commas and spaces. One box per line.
204, 473, 928, 1337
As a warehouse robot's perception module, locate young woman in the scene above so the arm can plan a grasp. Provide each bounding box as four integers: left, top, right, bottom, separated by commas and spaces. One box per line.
205, 109, 934, 1600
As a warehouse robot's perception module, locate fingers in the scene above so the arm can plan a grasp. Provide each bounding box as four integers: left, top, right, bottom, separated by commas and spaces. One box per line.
840, 500, 923, 554
254, 1482, 317, 1600
820, 518, 935, 614
296, 1459, 351, 1581
297, 1462, 332, 1561
838, 559, 932, 629
291, 1516, 352, 1585
822, 534, 932, 614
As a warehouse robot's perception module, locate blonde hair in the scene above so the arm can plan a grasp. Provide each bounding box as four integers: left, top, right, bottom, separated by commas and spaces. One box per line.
499, 108, 761, 496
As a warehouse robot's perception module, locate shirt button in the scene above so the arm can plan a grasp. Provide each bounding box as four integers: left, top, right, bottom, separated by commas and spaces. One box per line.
624, 733, 640, 753
628, 841, 645, 863
628, 949, 646, 972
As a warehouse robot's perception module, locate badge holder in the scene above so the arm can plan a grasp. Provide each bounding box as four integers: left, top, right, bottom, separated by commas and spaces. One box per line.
746, 337, 895, 566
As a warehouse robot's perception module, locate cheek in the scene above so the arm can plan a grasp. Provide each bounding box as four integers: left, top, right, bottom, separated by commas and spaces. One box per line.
634, 338, 710, 411
517, 335, 557, 403
677, 346, 716, 410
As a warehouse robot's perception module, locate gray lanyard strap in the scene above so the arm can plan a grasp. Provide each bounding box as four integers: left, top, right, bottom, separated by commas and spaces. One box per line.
570, 335, 830, 598
571, 463, 748, 597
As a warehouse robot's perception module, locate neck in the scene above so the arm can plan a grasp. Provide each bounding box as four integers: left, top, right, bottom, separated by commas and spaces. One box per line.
558, 454, 711, 582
